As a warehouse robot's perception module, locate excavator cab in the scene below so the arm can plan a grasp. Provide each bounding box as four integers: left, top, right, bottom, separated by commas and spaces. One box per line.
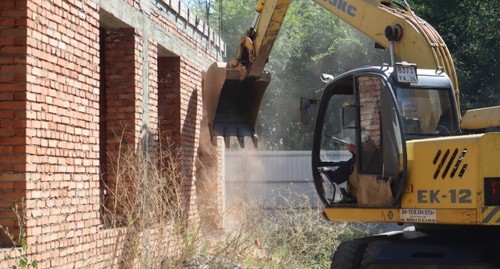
312, 65, 459, 208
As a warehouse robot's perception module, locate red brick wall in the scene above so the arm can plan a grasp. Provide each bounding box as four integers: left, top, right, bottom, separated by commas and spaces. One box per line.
0, 0, 28, 247
158, 56, 181, 144
22, 0, 101, 266
147, 39, 159, 152
101, 27, 145, 226
0, 0, 222, 267
179, 58, 204, 222
158, 56, 205, 223
104, 28, 142, 148
358, 76, 382, 146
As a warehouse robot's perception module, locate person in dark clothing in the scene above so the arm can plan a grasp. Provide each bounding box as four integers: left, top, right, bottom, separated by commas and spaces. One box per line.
327, 152, 355, 184
325, 144, 357, 203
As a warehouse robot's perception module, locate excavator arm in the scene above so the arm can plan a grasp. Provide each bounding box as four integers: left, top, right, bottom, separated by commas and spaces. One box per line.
313, 0, 458, 94
202, 0, 459, 147
202, 0, 291, 148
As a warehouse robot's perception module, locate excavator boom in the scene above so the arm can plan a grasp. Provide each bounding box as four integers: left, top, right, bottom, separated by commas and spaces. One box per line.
313, 0, 458, 99
203, 0, 459, 147
203, 0, 291, 147
200, 1, 500, 267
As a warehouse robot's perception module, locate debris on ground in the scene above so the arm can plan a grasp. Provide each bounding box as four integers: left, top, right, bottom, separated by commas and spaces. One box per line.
182, 255, 250, 269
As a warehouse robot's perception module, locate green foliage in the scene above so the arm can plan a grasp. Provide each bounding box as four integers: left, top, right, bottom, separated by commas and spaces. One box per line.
408, 0, 500, 111
191, 0, 499, 149
0, 202, 38, 269
256, 1, 387, 150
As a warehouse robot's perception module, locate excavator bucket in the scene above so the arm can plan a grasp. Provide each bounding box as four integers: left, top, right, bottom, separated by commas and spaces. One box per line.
203, 62, 271, 148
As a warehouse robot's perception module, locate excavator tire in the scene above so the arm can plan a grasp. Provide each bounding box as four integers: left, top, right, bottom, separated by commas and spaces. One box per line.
360, 240, 389, 268
331, 239, 368, 269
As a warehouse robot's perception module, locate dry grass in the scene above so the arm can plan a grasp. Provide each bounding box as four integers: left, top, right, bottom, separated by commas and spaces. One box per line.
102, 134, 366, 268
216, 194, 368, 269
102, 135, 198, 268
0, 201, 39, 269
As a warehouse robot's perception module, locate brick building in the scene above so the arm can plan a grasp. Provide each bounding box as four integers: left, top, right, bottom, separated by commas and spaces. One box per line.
0, 0, 224, 267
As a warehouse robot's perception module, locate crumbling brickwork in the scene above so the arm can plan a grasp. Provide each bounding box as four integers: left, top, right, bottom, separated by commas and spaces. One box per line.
358, 76, 383, 174
0, 0, 223, 267
358, 76, 382, 146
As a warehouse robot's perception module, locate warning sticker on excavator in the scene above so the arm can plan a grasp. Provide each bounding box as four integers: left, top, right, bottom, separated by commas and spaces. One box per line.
400, 209, 436, 223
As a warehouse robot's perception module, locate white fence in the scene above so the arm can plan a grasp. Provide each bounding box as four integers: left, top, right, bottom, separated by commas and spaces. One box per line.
224, 150, 320, 209
223, 150, 406, 234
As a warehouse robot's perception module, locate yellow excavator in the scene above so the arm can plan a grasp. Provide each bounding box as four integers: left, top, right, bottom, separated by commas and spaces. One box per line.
202, 0, 500, 267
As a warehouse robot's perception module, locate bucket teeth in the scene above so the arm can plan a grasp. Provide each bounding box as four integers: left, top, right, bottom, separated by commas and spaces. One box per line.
238, 137, 245, 148
215, 135, 258, 149
211, 135, 218, 146
252, 135, 259, 148
203, 62, 271, 149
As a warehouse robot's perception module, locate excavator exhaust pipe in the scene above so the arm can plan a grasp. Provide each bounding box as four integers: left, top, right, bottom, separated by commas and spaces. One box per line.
203, 62, 271, 148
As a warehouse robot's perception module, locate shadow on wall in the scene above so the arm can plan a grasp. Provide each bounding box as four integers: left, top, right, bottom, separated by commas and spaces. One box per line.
103, 124, 193, 267
196, 88, 224, 232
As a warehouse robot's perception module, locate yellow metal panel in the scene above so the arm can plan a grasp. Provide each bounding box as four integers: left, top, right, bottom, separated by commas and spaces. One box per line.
432, 209, 476, 225
324, 207, 477, 225
324, 132, 499, 226
323, 207, 401, 223
403, 135, 482, 209
461, 106, 500, 130
479, 133, 500, 178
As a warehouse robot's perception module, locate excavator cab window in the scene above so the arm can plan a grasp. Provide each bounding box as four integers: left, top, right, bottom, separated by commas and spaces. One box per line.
341, 104, 357, 129
319, 93, 356, 163
312, 71, 406, 207
356, 75, 404, 178
313, 87, 357, 205
395, 87, 459, 138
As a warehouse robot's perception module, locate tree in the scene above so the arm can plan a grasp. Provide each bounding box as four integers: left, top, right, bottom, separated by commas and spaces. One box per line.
190, 0, 387, 150
409, 0, 500, 111
188, 0, 500, 149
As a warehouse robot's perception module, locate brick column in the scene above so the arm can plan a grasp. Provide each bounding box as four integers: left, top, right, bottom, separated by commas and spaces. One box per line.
158, 56, 204, 222
358, 76, 383, 174
358, 76, 382, 146
146, 39, 159, 153
104, 28, 142, 148
178, 59, 204, 223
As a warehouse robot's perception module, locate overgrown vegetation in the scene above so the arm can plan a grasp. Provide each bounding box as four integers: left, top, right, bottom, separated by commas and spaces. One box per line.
102, 137, 365, 268
0, 202, 39, 269
248, 209, 365, 268
182, 198, 367, 269
102, 136, 197, 268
